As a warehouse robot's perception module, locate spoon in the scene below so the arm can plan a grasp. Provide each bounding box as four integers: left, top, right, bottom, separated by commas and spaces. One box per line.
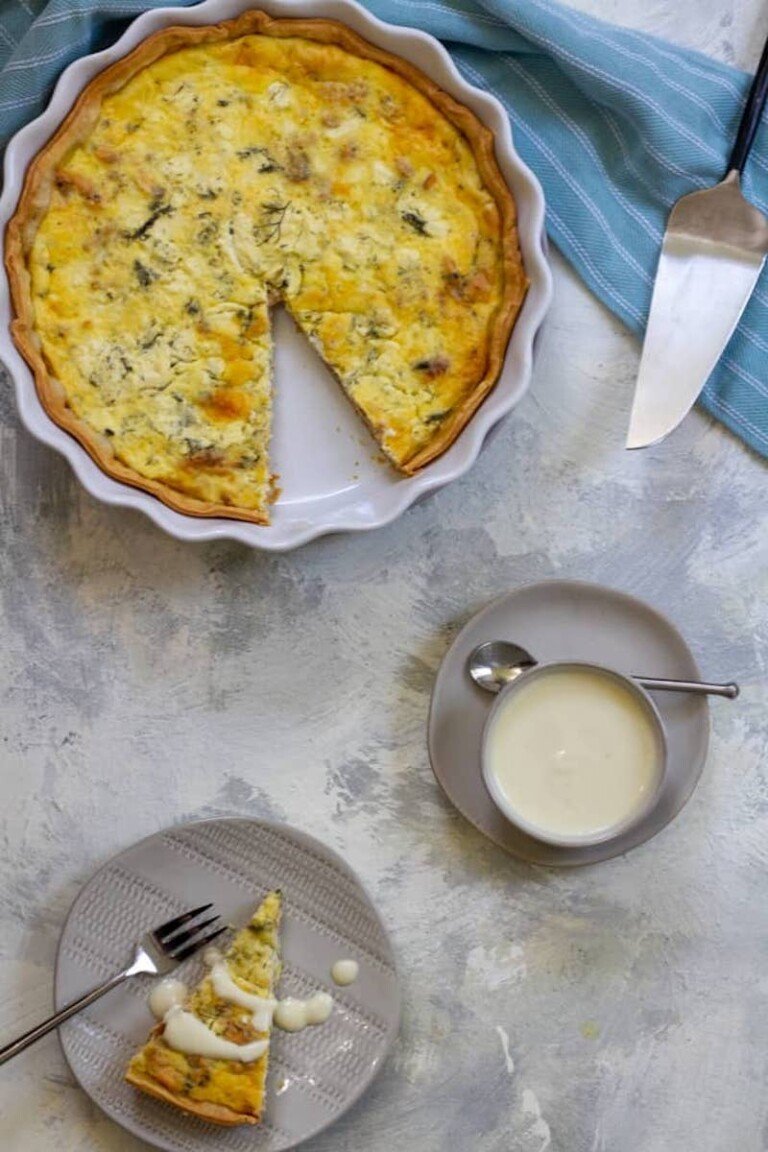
467, 640, 739, 699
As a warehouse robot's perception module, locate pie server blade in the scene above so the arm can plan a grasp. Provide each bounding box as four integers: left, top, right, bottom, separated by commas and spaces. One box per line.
626, 172, 768, 450
627, 30, 768, 451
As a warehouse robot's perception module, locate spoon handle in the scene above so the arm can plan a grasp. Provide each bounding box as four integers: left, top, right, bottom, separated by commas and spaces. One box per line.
634, 676, 739, 700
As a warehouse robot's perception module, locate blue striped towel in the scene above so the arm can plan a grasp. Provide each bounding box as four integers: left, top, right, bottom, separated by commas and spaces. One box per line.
1, 0, 767, 459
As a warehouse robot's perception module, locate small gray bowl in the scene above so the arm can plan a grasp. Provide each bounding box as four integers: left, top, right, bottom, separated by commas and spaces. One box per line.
481, 661, 668, 848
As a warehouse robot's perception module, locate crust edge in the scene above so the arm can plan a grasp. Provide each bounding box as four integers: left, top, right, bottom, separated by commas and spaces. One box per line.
5, 8, 528, 522
125, 1061, 260, 1127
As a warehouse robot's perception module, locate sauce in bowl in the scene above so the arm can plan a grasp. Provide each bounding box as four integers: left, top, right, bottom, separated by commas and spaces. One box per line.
482, 664, 665, 845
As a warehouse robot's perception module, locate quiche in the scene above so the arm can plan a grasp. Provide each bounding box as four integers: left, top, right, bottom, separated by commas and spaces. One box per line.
126, 890, 282, 1126
6, 10, 528, 523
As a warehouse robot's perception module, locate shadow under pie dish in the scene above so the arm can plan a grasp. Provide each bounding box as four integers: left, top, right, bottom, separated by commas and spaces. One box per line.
5, 8, 528, 525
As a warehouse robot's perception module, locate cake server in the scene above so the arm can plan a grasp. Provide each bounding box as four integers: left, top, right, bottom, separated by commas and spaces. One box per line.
626, 35, 768, 449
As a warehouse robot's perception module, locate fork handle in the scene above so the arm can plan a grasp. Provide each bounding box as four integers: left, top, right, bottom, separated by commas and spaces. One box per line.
0, 970, 129, 1067
729, 32, 768, 173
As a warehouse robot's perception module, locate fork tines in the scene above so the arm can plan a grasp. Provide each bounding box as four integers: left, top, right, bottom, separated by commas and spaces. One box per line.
152, 904, 227, 962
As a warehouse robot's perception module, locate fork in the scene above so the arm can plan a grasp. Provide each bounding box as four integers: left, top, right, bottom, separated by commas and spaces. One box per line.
0, 903, 226, 1066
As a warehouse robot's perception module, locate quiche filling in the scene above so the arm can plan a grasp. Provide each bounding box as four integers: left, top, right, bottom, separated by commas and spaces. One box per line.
126, 890, 282, 1126
9, 14, 527, 522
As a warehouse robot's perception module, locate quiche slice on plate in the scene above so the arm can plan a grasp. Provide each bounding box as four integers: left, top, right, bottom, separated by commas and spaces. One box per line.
6, 10, 528, 523
125, 890, 282, 1126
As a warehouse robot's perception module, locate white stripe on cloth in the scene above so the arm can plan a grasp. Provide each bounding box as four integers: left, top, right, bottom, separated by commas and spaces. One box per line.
530, 0, 732, 136
633, 58, 768, 191
601, 107, 708, 197
459, 58, 646, 326
0, 89, 50, 111
500, 54, 659, 249
0, 23, 18, 52
622, 28, 745, 101
494, 0, 768, 189
722, 353, 768, 403
4, 40, 88, 71
500, 55, 654, 285
503, 0, 745, 103
518, 0, 727, 165
737, 323, 768, 362
749, 286, 768, 308
463, 48, 768, 417
388, 0, 507, 29
706, 391, 768, 448
35, 4, 145, 29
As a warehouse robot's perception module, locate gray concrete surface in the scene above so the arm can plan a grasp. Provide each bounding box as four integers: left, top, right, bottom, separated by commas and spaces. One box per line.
1, 2, 766, 1150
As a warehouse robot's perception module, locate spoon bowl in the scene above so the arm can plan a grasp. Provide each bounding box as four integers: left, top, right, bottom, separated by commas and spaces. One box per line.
467, 641, 536, 694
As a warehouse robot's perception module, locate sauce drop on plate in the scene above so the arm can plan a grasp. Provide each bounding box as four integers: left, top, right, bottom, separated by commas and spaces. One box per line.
149, 978, 188, 1020
273, 993, 334, 1033
331, 959, 359, 986
484, 667, 662, 841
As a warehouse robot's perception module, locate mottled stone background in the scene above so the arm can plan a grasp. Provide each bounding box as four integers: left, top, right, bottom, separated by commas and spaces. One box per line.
1, 2, 767, 1150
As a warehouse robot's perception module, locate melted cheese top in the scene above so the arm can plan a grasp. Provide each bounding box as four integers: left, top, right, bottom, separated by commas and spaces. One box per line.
29, 31, 508, 514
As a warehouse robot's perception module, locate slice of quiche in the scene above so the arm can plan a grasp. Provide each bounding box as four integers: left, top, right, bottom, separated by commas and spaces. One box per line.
126, 890, 282, 1126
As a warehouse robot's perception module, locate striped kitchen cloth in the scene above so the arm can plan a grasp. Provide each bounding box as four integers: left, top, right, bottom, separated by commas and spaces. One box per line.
1, 0, 767, 459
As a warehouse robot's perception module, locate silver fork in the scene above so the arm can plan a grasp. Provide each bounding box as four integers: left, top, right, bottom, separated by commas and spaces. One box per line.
0, 903, 225, 1067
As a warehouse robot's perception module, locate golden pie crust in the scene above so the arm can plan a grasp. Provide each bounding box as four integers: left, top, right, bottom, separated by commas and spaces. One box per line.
5, 10, 528, 523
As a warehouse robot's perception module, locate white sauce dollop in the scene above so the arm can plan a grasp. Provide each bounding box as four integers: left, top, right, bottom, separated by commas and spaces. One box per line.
210, 962, 276, 1032
149, 978, 188, 1020
163, 1006, 269, 1063
331, 959, 359, 987
273, 993, 334, 1033
150, 944, 337, 1058
152, 948, 277, 1063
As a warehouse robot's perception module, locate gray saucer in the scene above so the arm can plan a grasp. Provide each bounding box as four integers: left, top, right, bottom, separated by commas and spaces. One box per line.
428, 580, 710, 867
55, 818, 400, 1151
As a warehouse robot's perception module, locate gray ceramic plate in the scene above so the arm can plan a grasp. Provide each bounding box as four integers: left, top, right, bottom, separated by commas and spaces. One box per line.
428, 580, 710, 866
55, 818, 400, 1151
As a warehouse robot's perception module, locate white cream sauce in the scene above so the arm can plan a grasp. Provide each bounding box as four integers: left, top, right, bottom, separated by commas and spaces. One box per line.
153, 941, 336, 1059
153, 949, 276, 1062
163, 1006, 269, 1063
210, 962, 276, 1032
485, 668, 660, 839
331, 959, 359, 986
149, 978, 188, 1020
273, 992, 334, 1033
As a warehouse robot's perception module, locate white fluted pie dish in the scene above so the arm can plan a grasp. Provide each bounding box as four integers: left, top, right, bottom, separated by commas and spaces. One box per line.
0, 0, 551, 550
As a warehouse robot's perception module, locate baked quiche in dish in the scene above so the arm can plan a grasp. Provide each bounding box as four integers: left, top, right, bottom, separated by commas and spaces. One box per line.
6, 10, 527, 524
126, 889, 282, 1126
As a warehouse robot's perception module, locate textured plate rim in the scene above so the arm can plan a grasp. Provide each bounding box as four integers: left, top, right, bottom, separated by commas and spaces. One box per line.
54, 815, 401, 1152
427, 578, 711, 867
0, 0, 552, 551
